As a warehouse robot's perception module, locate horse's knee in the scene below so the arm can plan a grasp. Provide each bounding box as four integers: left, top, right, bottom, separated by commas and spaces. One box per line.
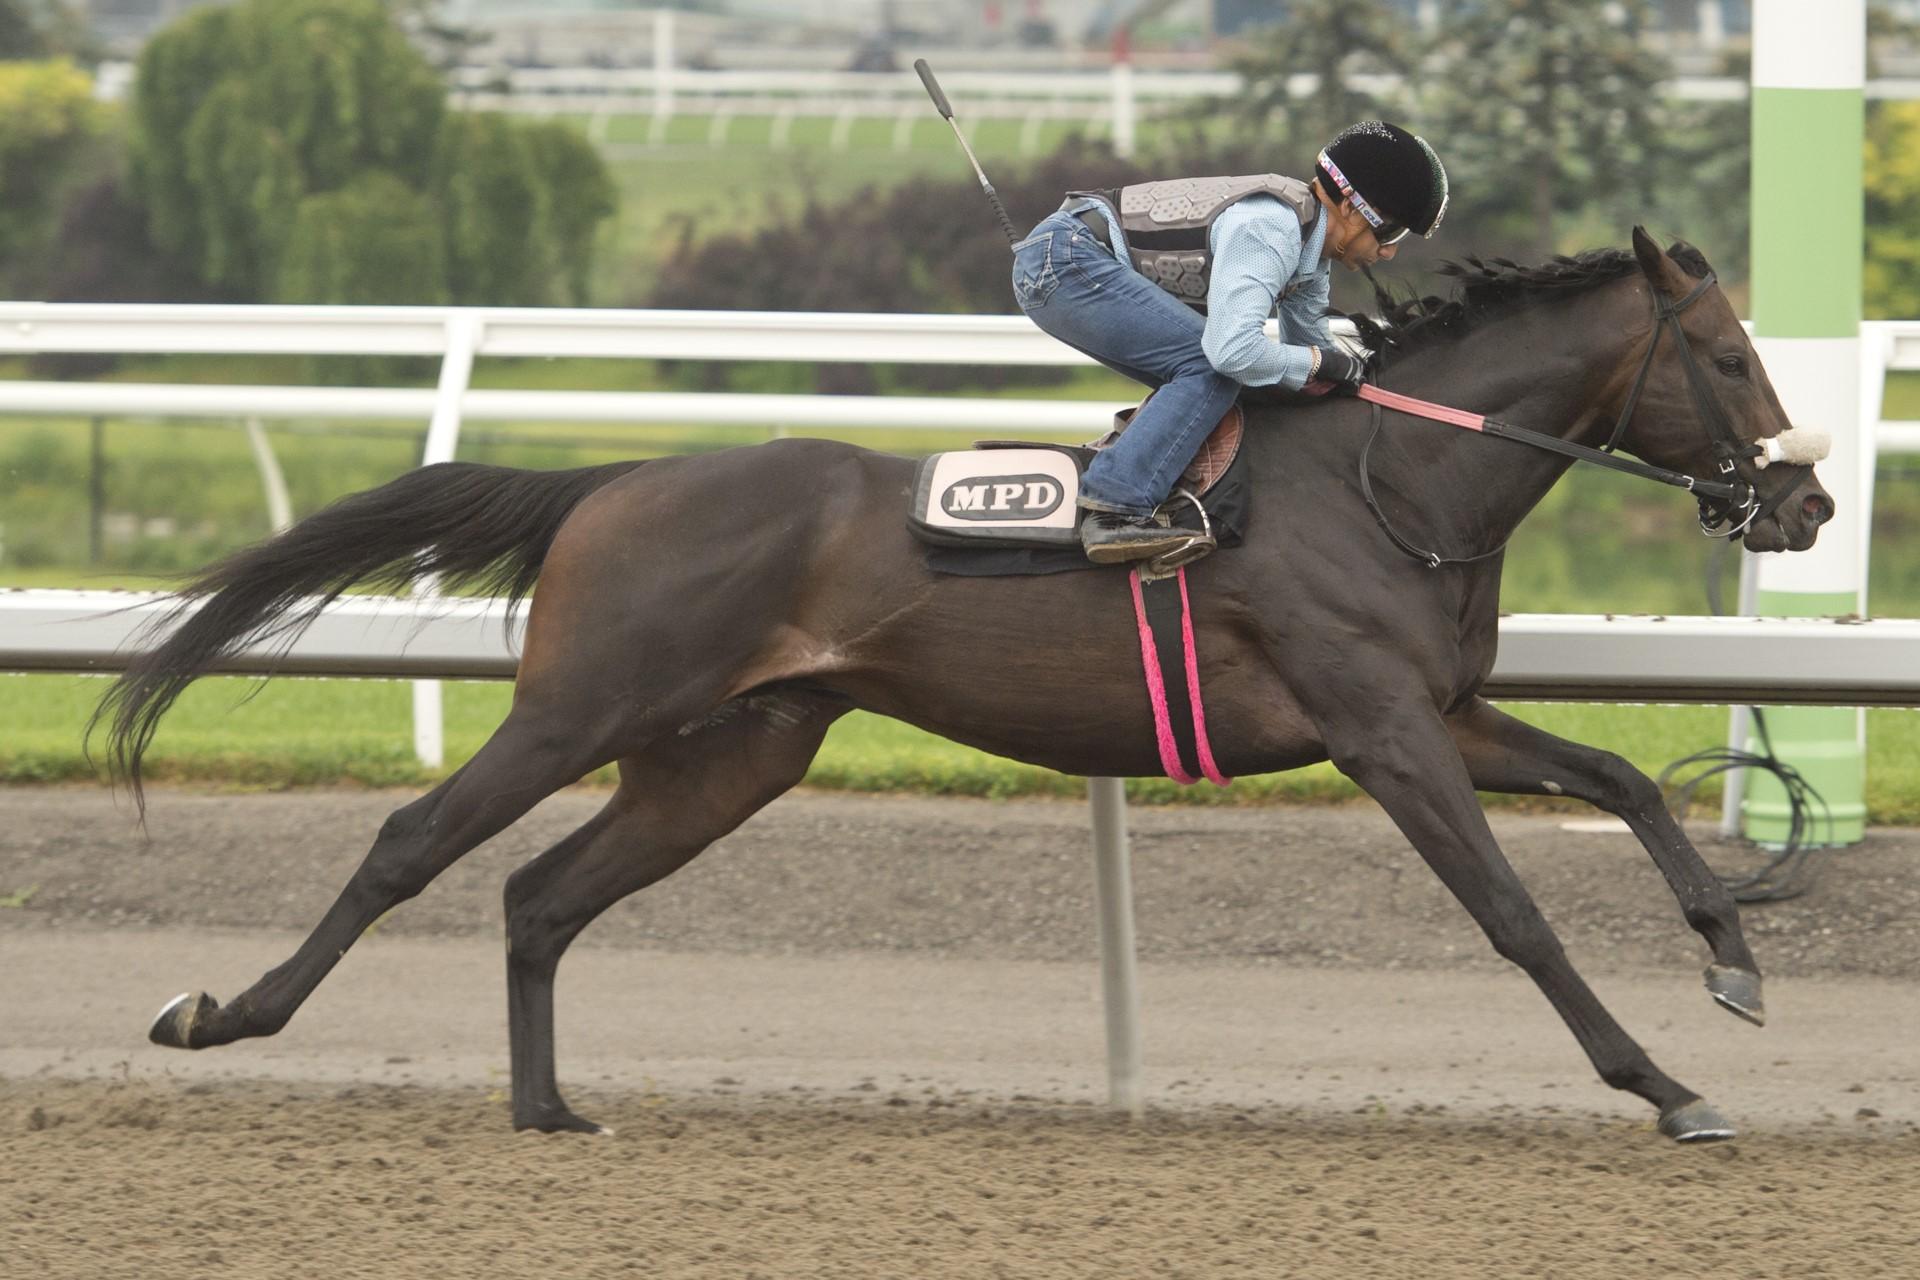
353, 798, 449, 903
1480, 902, 1565, 973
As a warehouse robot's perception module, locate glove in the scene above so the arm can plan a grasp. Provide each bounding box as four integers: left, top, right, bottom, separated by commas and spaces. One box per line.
1315, 345, 1368, 388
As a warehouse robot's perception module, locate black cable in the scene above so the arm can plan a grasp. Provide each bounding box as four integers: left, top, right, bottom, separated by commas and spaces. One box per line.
1654, 538, 1835, 902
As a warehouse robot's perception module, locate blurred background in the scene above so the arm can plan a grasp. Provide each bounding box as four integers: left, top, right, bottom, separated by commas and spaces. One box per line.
0, 0, 1914, 615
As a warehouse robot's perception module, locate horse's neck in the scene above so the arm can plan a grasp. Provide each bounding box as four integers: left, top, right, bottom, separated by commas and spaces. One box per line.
1375, 297, 1639, 546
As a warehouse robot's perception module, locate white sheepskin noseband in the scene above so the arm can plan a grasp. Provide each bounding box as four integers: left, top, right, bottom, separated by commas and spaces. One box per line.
1758, 429, 1831, 467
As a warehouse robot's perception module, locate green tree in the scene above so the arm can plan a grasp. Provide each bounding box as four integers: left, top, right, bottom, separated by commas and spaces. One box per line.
1865, 101, 1920, 320
0, 59, 100, 290
1426, 0, 1671, 257
128, 0, 615, 306
1205, 0, 1417, 156
275, 171, 446, 304
521, 119, 618, 307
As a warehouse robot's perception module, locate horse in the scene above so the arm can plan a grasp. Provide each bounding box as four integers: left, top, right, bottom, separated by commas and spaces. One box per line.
99, 228, 1834, 1142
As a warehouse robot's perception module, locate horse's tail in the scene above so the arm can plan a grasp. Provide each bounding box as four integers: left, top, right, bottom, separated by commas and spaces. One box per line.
89, 459, 648, 809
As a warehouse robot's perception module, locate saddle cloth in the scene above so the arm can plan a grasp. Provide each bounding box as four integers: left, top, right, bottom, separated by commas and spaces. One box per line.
909, 400, 1248, 562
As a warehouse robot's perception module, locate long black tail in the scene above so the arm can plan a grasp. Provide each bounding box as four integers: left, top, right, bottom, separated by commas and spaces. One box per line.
89, 459, 647, 810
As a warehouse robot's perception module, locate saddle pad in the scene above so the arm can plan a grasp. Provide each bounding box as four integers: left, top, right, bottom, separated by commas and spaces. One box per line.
909, 446, 1084, 549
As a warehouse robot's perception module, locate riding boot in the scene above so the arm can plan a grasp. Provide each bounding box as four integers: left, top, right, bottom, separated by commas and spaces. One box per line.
1080, 510, 1203, 564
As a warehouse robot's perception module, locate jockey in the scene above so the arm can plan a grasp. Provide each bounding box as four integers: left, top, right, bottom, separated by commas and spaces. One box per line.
1011, 121, 1450, 563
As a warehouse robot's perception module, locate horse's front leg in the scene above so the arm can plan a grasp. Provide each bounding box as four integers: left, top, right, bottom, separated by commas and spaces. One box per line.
1444, 697, 1764, 1025
1325, 702, 1735, 1141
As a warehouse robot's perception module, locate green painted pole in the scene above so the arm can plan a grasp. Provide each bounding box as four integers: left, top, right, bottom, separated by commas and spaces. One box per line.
1744, 0, 1867, 845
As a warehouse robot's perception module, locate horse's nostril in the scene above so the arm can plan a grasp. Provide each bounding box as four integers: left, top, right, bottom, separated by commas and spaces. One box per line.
1803, 494, 1833, 525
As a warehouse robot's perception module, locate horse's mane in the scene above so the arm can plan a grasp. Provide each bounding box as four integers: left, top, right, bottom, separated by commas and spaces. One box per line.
1352, 242, 1714, 363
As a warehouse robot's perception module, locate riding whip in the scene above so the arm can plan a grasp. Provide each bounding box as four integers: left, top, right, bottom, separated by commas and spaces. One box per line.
915, 59, 1020, 248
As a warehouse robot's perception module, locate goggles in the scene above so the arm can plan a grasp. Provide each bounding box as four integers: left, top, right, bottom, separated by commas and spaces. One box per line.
1317, 150, 1411, 246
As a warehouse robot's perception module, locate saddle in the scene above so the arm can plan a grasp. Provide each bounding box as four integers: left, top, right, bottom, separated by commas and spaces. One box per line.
909, 396, 1252, 577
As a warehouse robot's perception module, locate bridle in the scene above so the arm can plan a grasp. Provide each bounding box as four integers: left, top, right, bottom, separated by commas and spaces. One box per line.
1357, 271, 1812, 569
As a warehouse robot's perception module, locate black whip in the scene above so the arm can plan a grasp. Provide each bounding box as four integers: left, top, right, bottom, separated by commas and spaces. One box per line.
914, 59, 1020, 248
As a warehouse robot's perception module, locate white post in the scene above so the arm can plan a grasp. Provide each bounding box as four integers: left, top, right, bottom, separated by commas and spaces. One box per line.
1087, 775, 1143, 1117
1744, 1, 1868, 845
1111, 45, 1136, 158
412, 314, 482, 771
652, 7, 675, 125
1698, 0, 1726, 50
243, 416, 292, 532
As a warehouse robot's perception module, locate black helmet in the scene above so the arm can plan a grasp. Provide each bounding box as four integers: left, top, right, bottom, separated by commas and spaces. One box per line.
1315, 121, 1449, 244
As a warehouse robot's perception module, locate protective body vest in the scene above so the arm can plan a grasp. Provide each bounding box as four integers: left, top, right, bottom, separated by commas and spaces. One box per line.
1072, 174, 1320, 312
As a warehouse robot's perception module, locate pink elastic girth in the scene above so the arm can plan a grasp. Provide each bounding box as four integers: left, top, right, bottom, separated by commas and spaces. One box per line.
1128, 567, 1232, 788
1356, 383, 1488, 432
1176, 568, 1232, 786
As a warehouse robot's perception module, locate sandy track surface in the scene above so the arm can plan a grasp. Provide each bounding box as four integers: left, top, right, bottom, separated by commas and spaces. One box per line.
4, 786, 1919, 1278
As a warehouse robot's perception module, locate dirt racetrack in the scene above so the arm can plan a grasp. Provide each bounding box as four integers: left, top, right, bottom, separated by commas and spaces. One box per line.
4, 785, 1920, 1278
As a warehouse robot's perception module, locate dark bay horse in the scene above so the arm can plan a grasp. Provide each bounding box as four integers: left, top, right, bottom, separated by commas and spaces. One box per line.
103, 229, 1834, 1141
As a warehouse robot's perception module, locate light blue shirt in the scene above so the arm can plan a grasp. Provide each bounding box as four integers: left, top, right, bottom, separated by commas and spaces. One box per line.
1065, 193, 1332, 389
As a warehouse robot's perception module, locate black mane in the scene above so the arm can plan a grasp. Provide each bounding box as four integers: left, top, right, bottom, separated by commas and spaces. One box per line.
1354, 242, 1714, 361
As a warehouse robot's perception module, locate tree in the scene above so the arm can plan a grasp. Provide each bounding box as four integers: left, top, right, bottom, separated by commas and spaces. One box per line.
276, 172, 446, 305
0, 58, 100, 292
127, 0, 616, 306
1426, 0, 1671, 257
1865, 101, 1920, 320
1205, 0, 1417, 158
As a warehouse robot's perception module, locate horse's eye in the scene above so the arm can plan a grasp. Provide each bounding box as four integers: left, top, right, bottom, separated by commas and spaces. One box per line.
1716, 354, 1748, 378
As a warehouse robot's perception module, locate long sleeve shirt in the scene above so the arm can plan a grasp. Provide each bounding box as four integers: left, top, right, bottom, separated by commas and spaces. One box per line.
1065, 192, 1332, 389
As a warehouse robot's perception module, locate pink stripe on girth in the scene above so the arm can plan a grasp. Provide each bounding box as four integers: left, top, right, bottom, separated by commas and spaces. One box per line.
1129, 568, 1198, 785
1176, 567, 1232, 786
1358, 383, 1487, 432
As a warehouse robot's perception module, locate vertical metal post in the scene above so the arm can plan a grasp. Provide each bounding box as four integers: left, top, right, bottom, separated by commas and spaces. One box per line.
1744, 0, 1867, 845
88, 417, 105, 565
244, 416, 293, 532
1087, 775, 1143, 1117
412, 314, 482, 770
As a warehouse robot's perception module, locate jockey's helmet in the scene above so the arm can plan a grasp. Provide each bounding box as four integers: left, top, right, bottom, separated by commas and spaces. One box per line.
1315, 121, 1450, 245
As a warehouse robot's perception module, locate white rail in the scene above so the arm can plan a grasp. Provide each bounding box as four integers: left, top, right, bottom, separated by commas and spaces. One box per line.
0, 307, 1913, 451
8, 590, 1920, 707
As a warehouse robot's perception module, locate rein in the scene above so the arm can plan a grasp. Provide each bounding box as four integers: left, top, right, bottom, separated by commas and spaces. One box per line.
1356, 272, 1809, 569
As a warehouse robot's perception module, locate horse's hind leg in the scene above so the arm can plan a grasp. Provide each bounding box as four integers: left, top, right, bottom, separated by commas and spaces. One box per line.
149, 701, 632, 1052
502, 690, 849, 1134
1444, 697, 1763, 1025
1327, 702, 1734, 1141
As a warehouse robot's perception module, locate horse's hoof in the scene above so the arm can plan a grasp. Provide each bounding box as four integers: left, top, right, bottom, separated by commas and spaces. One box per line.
1705, 964, 1766, 1026
514, 1108, 613, 1137
149, 991, 218, 1049
1659, 1098, 1737, 1143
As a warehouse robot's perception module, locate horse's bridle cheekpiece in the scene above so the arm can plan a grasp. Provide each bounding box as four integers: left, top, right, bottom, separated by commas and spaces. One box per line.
1358, 271, 1814, 569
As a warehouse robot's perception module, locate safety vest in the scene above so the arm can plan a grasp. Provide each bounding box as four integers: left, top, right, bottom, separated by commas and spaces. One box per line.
1071, 174, 1320, 311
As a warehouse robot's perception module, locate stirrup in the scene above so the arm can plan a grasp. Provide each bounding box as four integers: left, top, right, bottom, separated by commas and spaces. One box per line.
1141, 487, 1218, 579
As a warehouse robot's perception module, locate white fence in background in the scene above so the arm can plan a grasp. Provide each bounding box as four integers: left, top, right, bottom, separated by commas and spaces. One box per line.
444, 64, 1920, 154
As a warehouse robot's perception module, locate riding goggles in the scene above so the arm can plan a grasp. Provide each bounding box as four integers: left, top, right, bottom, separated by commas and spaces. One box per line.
1317, 150, 1410, 246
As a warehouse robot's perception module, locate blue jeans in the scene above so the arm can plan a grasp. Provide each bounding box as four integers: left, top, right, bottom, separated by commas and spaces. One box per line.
1011, 210, 1241, 517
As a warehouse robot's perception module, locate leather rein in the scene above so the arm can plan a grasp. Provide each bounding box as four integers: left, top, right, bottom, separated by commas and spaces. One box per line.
1356, 272, 1812, 569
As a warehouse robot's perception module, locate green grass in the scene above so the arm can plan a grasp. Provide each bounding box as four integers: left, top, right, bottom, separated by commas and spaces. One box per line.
5, 671, 1916, 823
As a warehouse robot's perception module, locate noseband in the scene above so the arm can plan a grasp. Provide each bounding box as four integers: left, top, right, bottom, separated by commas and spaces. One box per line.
1358, 271, 1812, 569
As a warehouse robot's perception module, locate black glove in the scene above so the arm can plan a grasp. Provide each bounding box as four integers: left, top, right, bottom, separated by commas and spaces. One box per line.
1315, 346, 1368, 388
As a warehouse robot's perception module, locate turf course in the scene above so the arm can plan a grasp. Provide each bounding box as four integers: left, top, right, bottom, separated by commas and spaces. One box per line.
5, 670, 1916, 822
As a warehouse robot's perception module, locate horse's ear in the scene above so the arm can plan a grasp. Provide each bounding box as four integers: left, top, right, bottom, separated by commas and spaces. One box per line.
1630, 225, 1688, 296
